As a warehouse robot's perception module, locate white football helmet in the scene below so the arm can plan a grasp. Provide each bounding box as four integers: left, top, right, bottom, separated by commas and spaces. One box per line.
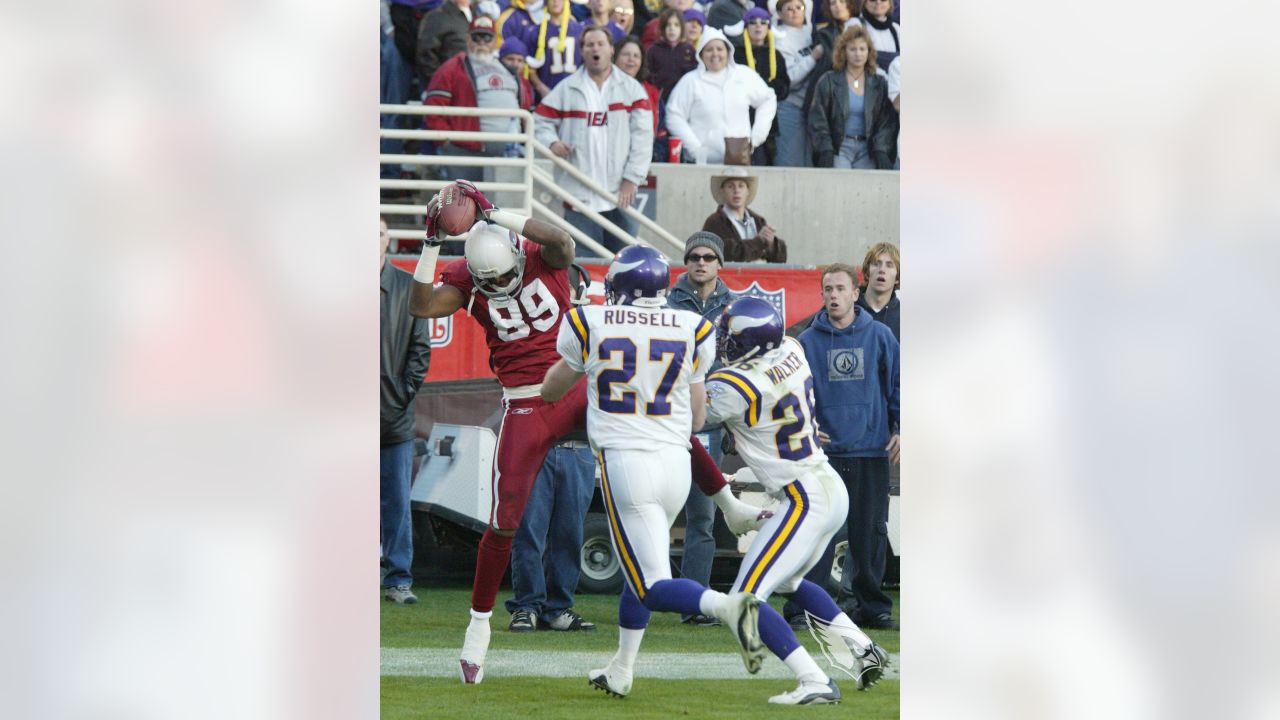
464, 220, 525, 298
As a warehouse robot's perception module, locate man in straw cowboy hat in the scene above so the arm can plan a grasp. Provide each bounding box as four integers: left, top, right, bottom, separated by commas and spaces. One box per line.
701, 166, 789, 263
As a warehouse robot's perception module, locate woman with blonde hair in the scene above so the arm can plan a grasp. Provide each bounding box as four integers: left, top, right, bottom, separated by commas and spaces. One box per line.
808, 25, 897, 168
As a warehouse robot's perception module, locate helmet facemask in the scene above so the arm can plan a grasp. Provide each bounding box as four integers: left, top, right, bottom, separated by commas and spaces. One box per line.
464, 221, 526, 299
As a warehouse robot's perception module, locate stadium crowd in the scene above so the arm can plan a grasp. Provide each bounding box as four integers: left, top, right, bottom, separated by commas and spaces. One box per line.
381, 0, 901, 181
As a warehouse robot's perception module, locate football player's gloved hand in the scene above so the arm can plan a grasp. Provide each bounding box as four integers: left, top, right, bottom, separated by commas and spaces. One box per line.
712, 486, 773, 536
720, 432, 737, 456
454, 179, 496, 219
423, 192, 445, 247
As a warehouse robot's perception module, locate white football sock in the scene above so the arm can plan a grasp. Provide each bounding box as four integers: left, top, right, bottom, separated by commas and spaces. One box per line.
832, 612, 873, 651
782, 646, 828, 685
461, 610, 492, 664
698, 589, 725, 617
612, 628, 645, 672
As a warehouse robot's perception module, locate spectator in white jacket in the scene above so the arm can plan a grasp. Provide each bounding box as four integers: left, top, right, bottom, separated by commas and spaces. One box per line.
770, 0, 822, 167
665, 26, 777, 166
534, 24, 655, 256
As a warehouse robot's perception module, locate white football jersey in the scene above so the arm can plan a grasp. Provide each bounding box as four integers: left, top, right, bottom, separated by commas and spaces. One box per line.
557, 304, 716, 452
705, 336, 830, 494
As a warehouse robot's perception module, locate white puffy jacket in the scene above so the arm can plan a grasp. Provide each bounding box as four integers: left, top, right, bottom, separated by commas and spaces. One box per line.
664, 27, 778, 165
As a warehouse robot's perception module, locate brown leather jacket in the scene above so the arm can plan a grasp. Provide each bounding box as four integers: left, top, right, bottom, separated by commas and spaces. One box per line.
701, 206, 788, 263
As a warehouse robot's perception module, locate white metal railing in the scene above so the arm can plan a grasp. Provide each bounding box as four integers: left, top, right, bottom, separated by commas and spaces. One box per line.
378, 103, 682, 258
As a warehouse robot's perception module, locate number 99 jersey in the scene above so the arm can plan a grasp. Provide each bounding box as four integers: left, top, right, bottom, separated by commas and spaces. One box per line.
556, 304, 716, 452
705, 336, 830, 494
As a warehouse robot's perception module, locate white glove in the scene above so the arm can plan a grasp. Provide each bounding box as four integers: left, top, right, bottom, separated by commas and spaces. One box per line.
712, 486, 772, 535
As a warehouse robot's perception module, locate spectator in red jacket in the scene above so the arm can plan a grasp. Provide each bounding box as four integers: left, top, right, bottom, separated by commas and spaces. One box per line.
616, 36, 661, 132
426, 15, 535, 191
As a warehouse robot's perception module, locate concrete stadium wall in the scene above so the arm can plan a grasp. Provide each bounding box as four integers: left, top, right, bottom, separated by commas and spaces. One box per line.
644, 164, 900, 267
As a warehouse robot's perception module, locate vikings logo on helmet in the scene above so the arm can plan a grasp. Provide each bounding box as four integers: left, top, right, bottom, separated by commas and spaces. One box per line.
604, 245, 670, 306
717, 296, 784, 364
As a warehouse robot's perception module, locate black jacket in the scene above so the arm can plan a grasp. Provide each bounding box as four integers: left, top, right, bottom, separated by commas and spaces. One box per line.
417, 2, 470, 88
808, 69, 897, 169
381, 262, 432, 446
800, 21, 841, 115
856, 291, 900, 340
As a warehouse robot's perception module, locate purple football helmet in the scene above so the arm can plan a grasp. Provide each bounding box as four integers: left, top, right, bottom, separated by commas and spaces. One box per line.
717, 296, 784, 364
604, 245, 670, 307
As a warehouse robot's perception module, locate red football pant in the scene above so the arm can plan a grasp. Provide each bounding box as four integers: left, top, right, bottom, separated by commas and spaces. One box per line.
471, 382, 587, 612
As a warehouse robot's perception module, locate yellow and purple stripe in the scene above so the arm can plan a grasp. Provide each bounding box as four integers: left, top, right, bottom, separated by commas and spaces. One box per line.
741, 481, 808, 594
707, 369, 762, 426
596, 450, 648, 598
692, 318, 713, 369
566, 306, 590, 362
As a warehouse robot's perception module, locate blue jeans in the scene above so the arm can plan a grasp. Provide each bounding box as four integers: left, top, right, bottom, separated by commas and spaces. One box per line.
774, 101, 812, 168
564, 207, 639, 258
835, 137, 876, 169
679, 428, 723, 616
505, 445, 597, 623
380, 440, 415, 587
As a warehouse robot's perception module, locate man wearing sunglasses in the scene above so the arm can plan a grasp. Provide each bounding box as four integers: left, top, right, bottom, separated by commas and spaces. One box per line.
664, 231, 735, 625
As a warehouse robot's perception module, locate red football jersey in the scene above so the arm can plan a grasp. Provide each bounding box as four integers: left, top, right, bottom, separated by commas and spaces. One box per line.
439, 239, 573, 388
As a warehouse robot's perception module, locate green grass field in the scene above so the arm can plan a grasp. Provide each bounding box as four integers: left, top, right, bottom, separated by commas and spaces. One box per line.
381, 586, 899, 718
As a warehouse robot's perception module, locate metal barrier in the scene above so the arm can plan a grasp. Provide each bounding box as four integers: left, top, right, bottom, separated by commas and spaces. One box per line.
378, 103, 683, 258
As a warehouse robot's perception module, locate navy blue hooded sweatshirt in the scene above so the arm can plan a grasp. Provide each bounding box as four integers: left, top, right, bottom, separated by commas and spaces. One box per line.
798, 307, 900, 457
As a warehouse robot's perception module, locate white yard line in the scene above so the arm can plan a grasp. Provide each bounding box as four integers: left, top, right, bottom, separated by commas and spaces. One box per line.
382, 648, 900, 681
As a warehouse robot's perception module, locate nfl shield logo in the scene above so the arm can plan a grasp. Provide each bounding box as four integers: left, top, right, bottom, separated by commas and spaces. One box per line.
729, 281, 786, 319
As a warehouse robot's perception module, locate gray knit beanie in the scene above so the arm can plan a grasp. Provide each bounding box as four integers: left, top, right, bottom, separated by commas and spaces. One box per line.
684, 231, 725, 264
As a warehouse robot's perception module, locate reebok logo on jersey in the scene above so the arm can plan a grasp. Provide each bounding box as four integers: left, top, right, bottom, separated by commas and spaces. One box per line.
827, 348, 864, 382
510, 408, 534, 415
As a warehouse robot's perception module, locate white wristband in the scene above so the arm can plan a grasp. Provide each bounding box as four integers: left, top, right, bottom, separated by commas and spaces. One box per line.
414, 244, 441, 284
488, 209, 527, 235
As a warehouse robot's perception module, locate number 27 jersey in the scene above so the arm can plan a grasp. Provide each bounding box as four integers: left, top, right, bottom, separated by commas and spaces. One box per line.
705, 336, 829, 494
556, 304, 715, 452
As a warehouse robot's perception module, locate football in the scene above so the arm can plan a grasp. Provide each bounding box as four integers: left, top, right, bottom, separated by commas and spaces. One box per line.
436, 183, 478, 236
